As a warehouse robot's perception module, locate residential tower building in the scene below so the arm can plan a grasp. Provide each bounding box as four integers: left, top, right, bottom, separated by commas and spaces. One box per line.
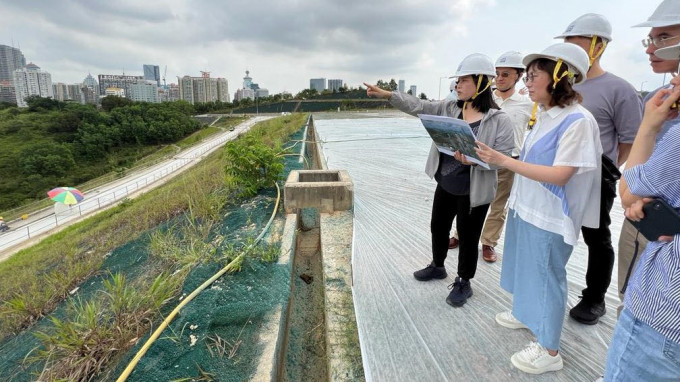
13, 63, 52, 107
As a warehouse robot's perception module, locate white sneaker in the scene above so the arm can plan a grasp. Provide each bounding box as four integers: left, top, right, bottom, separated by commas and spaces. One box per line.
511, 341, 563, 374
495, 311, 528, 329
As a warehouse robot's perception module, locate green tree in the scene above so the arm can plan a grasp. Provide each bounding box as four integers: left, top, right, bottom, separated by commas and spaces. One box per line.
419, 93, 428, 100
25, 96, 64, 112
388, 79, 398, 91
19, 141, 76, 178
224, 136, 284, 198
101, 96, 134, 112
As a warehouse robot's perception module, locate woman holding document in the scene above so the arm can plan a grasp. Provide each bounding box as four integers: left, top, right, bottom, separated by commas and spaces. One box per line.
364, 53, 514, 307
474, 43, 601, 374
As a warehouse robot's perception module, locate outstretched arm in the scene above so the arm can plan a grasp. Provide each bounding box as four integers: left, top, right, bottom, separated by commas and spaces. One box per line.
364, 82, 392, 99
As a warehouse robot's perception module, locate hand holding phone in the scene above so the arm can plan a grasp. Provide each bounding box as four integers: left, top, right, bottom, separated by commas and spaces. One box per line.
626, 198, 680, 242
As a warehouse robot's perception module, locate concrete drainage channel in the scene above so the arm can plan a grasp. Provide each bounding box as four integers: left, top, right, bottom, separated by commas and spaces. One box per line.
260, 116, 364, 381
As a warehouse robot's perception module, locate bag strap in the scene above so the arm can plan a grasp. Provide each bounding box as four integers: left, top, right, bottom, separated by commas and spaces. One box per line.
620, 230, 641, 295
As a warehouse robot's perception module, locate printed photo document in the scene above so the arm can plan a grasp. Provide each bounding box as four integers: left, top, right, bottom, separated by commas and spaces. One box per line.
418, 114, 490, 169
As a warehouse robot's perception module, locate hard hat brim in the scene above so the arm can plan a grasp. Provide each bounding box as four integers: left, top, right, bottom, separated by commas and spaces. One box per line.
554, 33, 612, 42
522, 53, 586, 85
633, 20, 680, 27
655, 44, 680, 60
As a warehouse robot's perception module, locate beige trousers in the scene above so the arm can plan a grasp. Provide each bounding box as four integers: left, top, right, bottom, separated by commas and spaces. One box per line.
480, 167, 515, 247
616, 219, 648, 316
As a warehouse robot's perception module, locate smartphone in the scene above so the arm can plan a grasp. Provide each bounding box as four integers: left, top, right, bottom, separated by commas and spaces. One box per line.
627, 198, 680, 241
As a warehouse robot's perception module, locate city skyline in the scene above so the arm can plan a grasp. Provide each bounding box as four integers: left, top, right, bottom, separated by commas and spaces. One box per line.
0, 0, 671, 100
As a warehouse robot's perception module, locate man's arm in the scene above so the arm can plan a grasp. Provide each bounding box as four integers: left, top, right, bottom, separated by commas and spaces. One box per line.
617, 142, 632, 167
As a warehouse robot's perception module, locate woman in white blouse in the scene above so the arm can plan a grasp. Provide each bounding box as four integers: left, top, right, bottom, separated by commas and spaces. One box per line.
475, 43, 602, 375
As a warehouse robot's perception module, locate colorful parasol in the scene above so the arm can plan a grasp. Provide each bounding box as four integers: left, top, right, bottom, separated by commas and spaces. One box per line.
47, 187, 84, 205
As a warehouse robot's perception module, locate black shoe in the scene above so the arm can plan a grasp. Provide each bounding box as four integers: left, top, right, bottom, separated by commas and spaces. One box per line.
569, 297, 606, 325
446, 277, 472, 307
413, 263, 447, 281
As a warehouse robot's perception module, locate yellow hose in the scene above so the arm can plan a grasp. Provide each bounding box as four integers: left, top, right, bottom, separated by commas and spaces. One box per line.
116, 183, 282, 381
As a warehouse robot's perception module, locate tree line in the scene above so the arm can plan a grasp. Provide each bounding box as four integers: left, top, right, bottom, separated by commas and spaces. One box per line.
0, 96, 201, 211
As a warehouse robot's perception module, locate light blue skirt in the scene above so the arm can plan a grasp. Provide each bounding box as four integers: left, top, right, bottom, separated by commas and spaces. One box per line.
501, 211, 573, 350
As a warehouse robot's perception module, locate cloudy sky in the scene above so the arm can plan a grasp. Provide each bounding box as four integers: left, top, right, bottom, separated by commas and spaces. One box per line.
0, 0, 671, 99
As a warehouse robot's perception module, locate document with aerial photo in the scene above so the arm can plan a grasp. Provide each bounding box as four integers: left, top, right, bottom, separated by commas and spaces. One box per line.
418, 114, 489, 169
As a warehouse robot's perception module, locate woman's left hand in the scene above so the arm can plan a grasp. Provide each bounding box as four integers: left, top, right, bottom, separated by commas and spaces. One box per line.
474, 141, 506, 166
625, 197, 675, 242
624, 197, 653, 221
453, 150, 473, 165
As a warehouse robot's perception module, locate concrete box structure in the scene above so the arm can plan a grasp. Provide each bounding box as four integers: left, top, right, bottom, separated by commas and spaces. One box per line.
284, 170, 353, 213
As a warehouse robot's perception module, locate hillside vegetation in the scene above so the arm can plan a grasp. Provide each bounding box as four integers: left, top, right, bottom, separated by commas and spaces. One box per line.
0, 97, 201, 211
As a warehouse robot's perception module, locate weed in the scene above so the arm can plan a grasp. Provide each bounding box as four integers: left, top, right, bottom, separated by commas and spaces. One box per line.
31, 272, 183, 381
206, 316, 251, 360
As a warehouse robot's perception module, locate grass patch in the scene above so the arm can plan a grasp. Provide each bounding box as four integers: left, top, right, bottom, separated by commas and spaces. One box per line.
31, 272, 183, 381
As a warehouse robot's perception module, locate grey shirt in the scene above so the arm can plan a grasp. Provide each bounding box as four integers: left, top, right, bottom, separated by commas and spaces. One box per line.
574, 72, 643, 163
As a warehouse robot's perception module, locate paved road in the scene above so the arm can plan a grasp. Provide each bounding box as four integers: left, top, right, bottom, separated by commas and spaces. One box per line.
0, 116, 272, 257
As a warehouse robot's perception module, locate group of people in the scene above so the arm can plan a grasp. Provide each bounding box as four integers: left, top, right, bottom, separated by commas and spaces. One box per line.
365, 0, 680, 379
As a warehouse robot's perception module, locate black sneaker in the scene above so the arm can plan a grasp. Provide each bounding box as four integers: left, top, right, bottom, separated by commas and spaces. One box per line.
413, 263, 447, 281
446, 277, 472, 307
569, 297, 606, 325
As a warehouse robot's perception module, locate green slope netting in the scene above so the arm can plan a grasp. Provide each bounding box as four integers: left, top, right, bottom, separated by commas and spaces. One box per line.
0, 127, 306, 381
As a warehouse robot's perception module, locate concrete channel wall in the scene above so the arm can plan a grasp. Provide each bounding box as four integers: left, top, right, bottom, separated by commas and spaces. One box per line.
255, 115, 364, 381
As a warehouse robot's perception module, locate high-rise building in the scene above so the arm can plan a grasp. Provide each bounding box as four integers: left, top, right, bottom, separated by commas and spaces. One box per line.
164, 83, 180, 102
0, 81, 16, 104
310, 78, 326, 92
234, 88, 254, 101
0, 45, 26, 83
143, 64, 161, 87
52, 83, 69, 101
105, 87, 125, 97
177, 71, 229, 104
328, 79, 343, 92
67, 84, 83, 103
243, 70, 253, 90
254, 88, 269, 98
98, 74, 144, 97
81, 86, 97, 105
398, 80, 405, 93
129, 81, 159, 103
82, 73, 99, 94
409, 85, 417, 96
13, 63, 52, 107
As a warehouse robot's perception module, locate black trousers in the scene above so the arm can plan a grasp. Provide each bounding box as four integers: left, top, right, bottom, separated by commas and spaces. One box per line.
580, 172, 617, 303
431, 184, 490, 280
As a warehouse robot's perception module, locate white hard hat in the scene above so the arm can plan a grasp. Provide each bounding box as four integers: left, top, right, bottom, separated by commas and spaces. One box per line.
449, 80, 456, 91
495, 51, 525, 69
655, 43, 680, 59
555, 13, 612, 42
523, 43, 590, 85
450, 53, 496, 78
634, 0, 680, 27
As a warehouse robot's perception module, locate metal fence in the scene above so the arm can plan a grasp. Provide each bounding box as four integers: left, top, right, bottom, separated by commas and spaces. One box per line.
0, 119, 262, 255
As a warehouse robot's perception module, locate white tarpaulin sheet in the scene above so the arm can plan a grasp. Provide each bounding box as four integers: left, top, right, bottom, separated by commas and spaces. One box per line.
313, 112, 623, 382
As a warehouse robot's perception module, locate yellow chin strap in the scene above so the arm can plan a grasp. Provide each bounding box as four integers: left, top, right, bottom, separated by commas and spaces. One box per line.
588, 36, 607, 67
552, 59, 575, 89
528, 102, 538, 129
462, 75, 491, 120
472, 75, 491, 100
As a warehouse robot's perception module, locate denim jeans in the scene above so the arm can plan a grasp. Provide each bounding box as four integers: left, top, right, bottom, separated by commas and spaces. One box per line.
604, 309, 680, 381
